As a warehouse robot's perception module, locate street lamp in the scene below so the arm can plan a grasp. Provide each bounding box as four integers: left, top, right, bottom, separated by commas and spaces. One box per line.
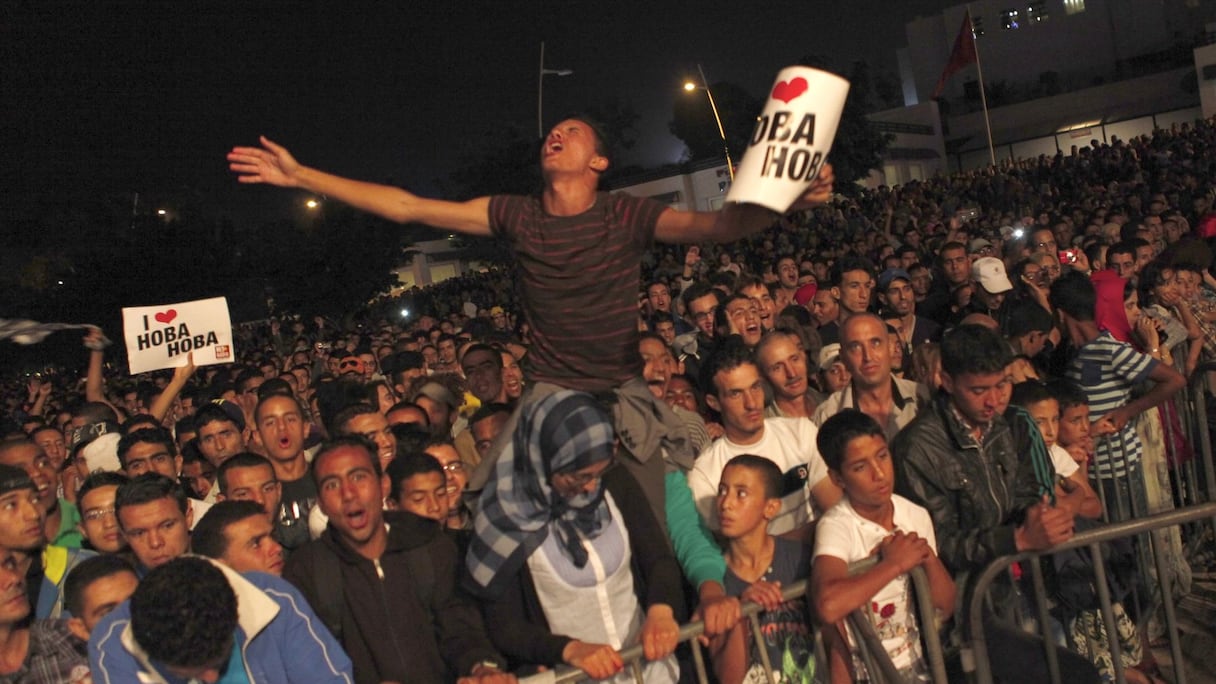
538, 41, 573, 139
683, 64, 734, 181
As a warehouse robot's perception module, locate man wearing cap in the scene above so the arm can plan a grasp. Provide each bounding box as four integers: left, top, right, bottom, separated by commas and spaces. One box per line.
816, 343, 852, 396
965, 256, 1014, 324
0, 461, 94, 620
0, 437, 82, 550
877, 268, 941, 350
193, 401, 250, 472
411, 380, 462, 439
489, 306, 510, 332
812, 313, 929, 441
968, 238, 995, 260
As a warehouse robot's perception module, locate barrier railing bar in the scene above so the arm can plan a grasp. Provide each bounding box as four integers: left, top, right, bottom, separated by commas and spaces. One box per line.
747, 611, 776, 682
1089, 541, 1126, 684
1149, 528, 1188, 684
1028, 559, 1062, 683
543, 559, 948, 683
967, 502, 1216, 684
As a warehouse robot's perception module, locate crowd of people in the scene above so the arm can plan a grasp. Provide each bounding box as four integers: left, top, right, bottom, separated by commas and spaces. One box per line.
0, 113, 1214, 683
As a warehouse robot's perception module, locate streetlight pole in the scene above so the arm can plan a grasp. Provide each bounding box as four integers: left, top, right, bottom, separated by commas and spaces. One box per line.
684, 63, 734, 181
538, 42, 573, 139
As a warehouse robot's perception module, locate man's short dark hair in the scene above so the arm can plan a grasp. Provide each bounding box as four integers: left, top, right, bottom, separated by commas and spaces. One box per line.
829, 255, 876, 289
329, 403, 380, 437
385, 453, 445, 501
469, 402, 512, 428
256, 378, 294, 401
115, 474, 188, 523
311, 436, 382, 487
1049, 270, 1096, 322
698, 336, 756, 397
116, 427, 176, 469
77, 471, 130, 506
460, 343, 503, 371
1010, 380, 1053, 409
1046, 378, 1088, 411
937, 241, 967, 263
192, 500, 268, 560
193, 402, 243, 432
940, 324, 1012, 377
722, 454, 782, 499
681, 281, 721, 310
1107, 241, 1138, 264
817, 409, 885, 472
63, 555, 137, 619
216, 452, 275, 495
1002, 301, 1053, 338
131, 557, 237, 669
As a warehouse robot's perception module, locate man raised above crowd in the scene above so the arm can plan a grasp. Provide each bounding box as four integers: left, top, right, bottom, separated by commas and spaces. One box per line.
229, 121, 833, 395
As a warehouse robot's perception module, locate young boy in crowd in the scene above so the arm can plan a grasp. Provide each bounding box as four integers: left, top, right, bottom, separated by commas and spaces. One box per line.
1019, 380, 1160, 684
1047, 379, 1096, 482
812, 410, 954, 683
710, 454, 815, 684
1010, 382, 1101, 520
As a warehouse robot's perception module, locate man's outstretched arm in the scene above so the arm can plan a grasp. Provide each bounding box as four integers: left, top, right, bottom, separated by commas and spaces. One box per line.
653, 163, 835, 244
228, 136, 492, 236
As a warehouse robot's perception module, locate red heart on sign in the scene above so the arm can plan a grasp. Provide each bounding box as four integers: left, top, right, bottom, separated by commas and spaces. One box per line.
154, 309, 177, 324
771, 77, 809, 103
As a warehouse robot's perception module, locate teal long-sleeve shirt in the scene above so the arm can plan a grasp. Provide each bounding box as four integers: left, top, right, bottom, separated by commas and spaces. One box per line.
665, 471, 726, 591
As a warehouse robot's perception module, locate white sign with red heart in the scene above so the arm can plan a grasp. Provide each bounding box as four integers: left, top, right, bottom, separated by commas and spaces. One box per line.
121, 296, 234, 375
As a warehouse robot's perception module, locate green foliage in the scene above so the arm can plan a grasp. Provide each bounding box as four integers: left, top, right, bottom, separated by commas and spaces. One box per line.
797, 56, 893, 195
669, 80, 760, 164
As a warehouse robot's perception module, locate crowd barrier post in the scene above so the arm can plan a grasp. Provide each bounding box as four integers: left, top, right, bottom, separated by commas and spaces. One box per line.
965, 502, 1216, 684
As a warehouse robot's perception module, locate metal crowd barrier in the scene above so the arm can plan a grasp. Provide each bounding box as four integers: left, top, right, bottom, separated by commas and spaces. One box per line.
534, 563, 947, 684
966, 502, 1216, 684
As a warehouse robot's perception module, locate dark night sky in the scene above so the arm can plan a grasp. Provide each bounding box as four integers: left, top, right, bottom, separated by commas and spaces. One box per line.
4, 1, 957, 226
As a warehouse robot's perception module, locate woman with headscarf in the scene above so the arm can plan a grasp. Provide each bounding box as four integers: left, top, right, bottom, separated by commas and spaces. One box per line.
467, 390, 682, 682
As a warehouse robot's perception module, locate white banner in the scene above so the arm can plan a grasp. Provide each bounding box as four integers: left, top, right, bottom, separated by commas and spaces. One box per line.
122, 297, 234, 375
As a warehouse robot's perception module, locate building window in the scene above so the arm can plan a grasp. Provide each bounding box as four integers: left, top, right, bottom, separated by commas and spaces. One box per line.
1001, 8, 1021, 29
1063, 0, 1085, 15
1027, 2, 1048, 23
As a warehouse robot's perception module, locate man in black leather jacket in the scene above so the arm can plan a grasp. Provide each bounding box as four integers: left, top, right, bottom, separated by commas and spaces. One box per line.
893, 324, 1099, 683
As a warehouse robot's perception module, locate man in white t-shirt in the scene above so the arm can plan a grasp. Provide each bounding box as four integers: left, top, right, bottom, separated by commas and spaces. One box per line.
688, 339, 840, 537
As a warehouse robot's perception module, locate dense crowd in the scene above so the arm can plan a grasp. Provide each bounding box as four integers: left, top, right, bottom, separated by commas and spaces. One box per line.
0, 116, 1215, 683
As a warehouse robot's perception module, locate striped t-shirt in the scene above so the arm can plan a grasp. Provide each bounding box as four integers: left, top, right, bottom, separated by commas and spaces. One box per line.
489, 192, 666, 393
1064, 331, 1156, 478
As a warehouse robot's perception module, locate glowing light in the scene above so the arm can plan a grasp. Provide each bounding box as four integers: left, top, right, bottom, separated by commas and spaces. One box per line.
157, 209, 167, 216
305, 199, 320, 209
400, 308, 410, 318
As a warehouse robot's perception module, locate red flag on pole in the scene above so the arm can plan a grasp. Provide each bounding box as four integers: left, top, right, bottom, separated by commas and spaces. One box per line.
932, 11, 977, 99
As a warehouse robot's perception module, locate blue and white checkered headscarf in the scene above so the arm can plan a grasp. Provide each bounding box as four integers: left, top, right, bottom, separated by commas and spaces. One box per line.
466, 390, 616, 598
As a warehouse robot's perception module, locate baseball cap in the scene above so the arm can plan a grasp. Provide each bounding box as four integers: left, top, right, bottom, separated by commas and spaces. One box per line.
877, 268, 912, 291
0, 464, 35, 497
818, 343, 842, 370
971, 257, 1013, 294
793, 283, 818, 307
968, 238, 994, 254
412, 381, 460, 410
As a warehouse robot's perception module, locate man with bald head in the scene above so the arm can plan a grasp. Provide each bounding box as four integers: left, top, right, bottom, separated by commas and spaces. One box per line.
812, 313, 929, 440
